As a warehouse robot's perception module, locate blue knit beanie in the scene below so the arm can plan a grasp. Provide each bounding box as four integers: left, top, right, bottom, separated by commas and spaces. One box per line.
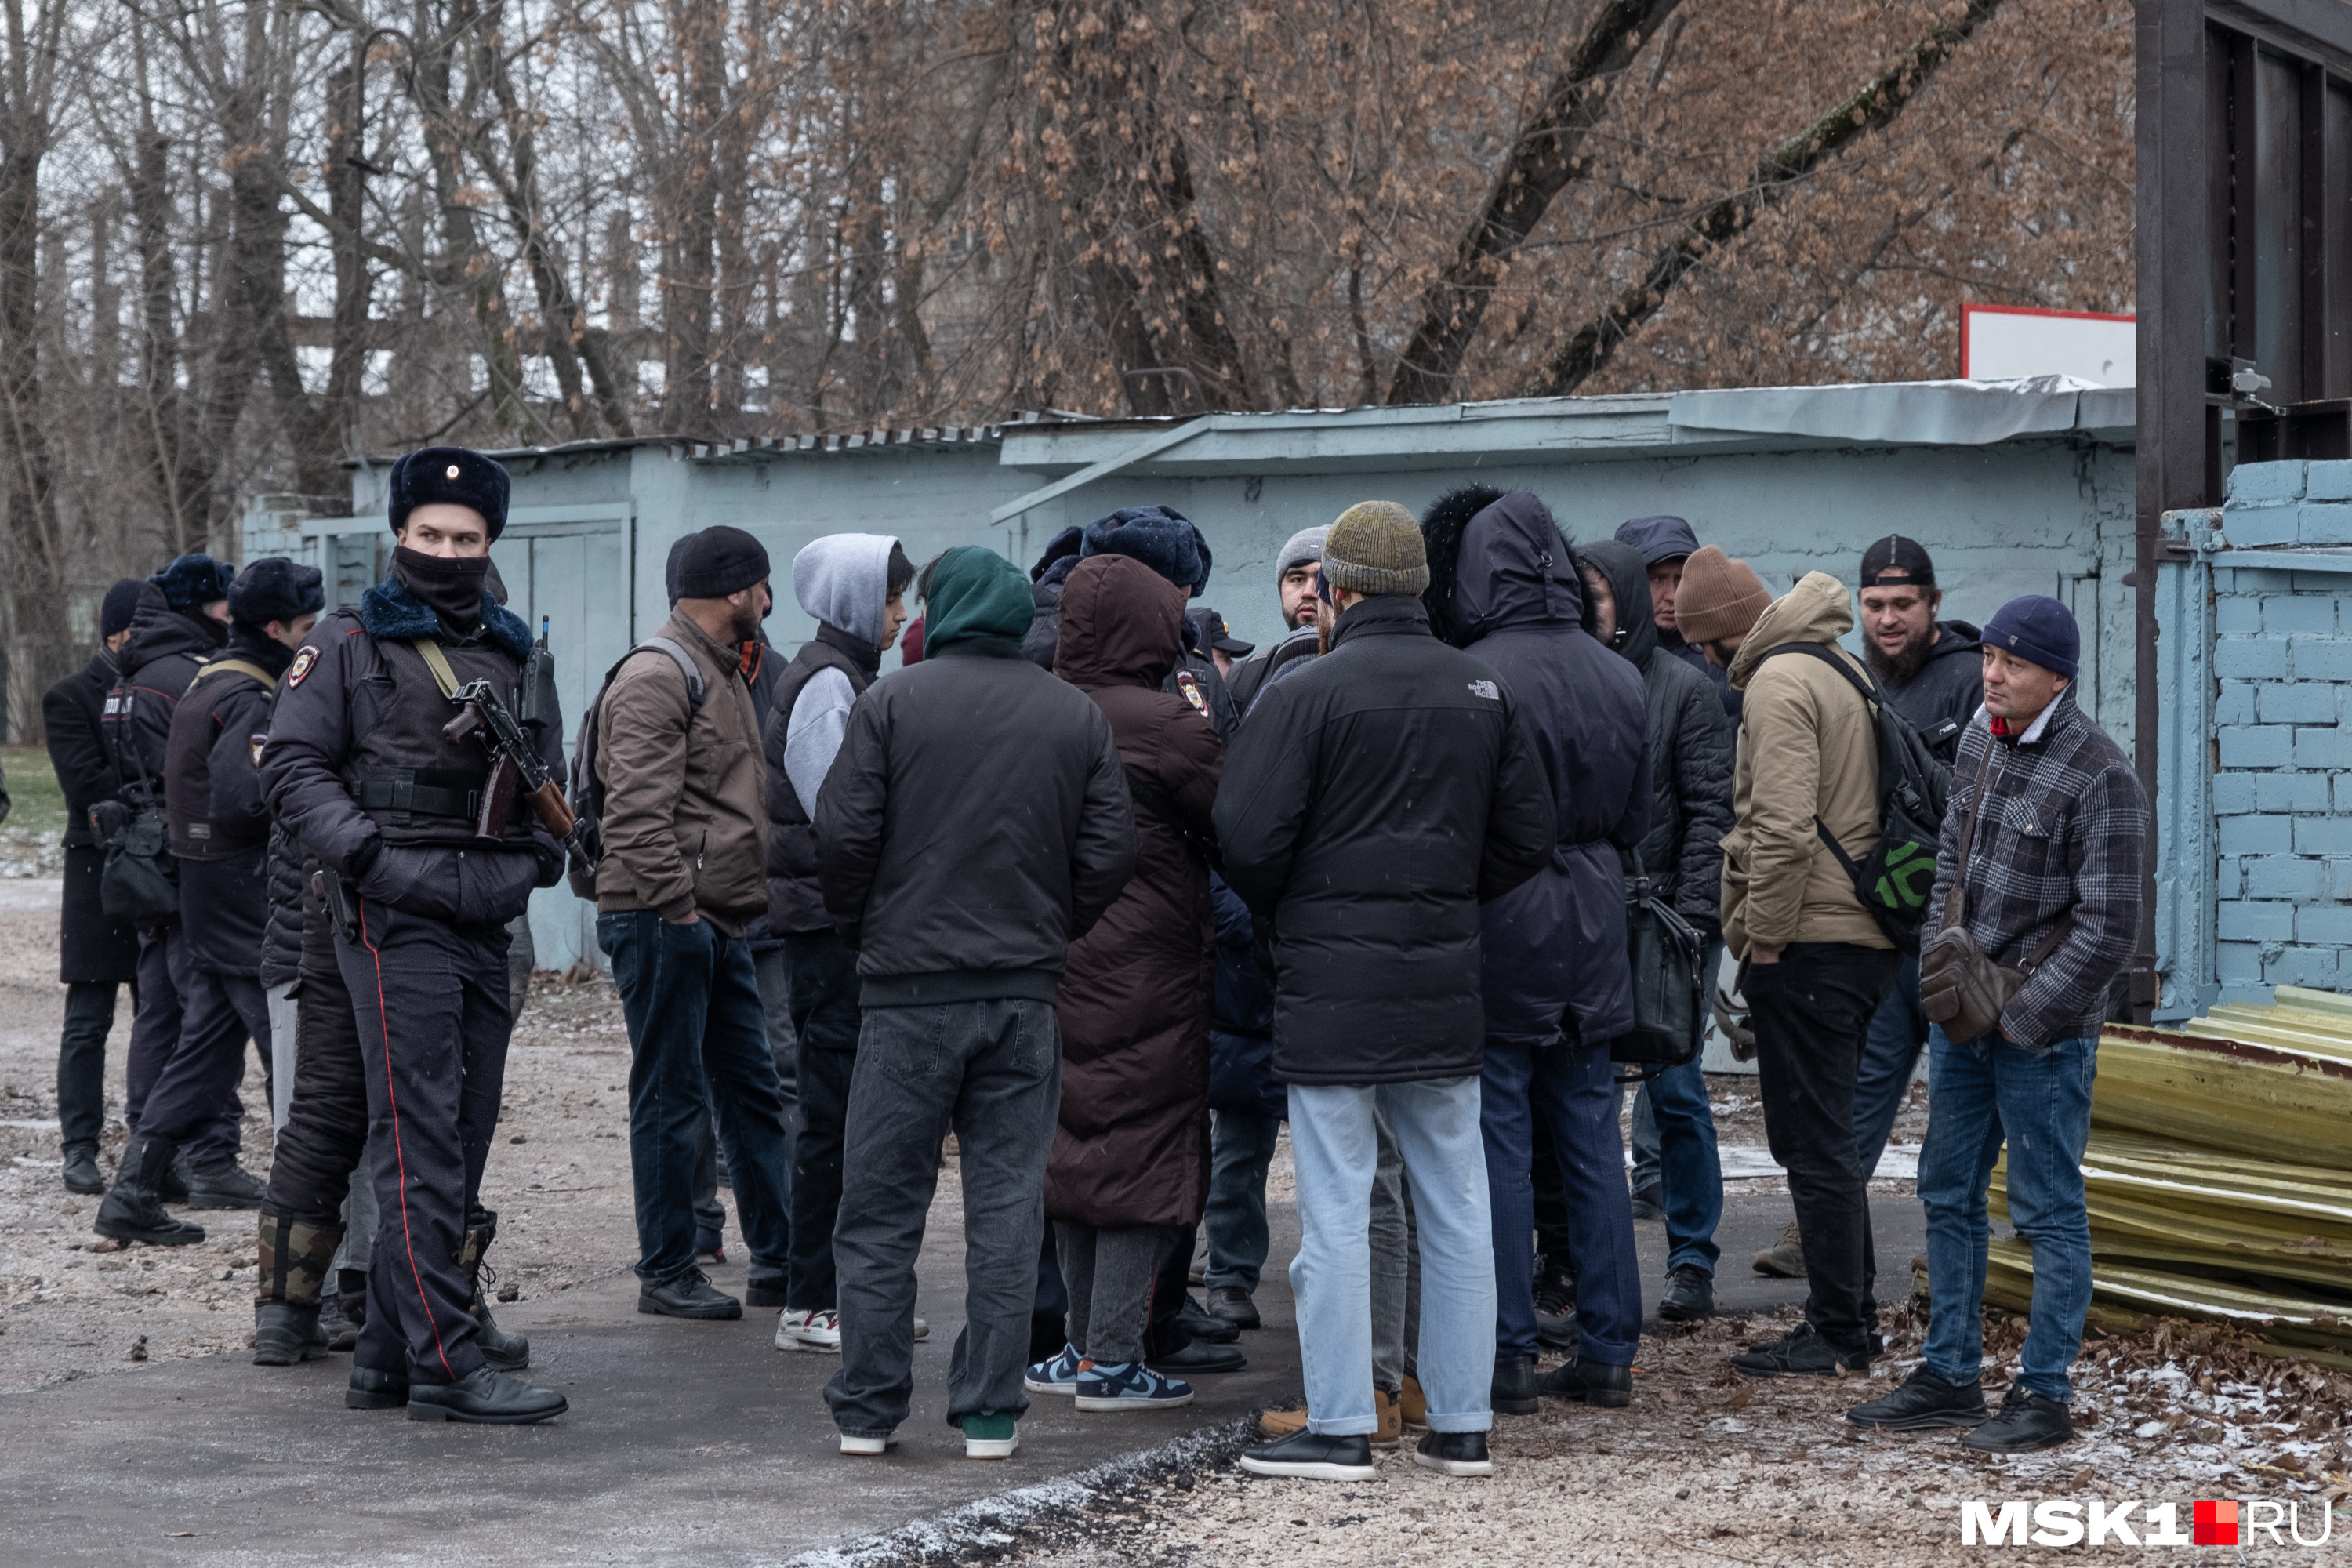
100, 579, 144, 638
152, 553, 238, 610
1983, 593, 2078, 680
1080, 505, 1212, 599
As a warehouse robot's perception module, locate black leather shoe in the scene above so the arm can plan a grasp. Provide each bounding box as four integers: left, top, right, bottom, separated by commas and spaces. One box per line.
1491, 1354, 1540, 1415
62, 1146, 104, 1196
1629, 1183, 1666, 1223
407, 1367, 568, 1425
1731, 1323, 1870, 1378
1149, 1336, 1247, 1375
1847, 1364, 1989, 1430
474, 1300, 531, 1371
1533, 1257, 1577, 1350
1412, 1429, 1494, 1476
1204, 1285, 1261, 1329
323, 1290, 365, 1352
637, 1269, 742, 1320
95, 1132, 205, 1247
1238, 1427, 1375, 1480
252, 1302, 329, 1366
1176, 1296, 1241, 1345
347, 1366, 410, 1410
1657, 1264, 1715, 1323
744, 1274, 788, 1309
1539, 1358, 1632, 1407
184, 1160, 268, 1210
1963, 1385, 2073, 1452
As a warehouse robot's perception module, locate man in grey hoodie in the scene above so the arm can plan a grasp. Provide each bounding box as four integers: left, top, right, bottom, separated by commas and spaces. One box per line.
764, 533, 916, 1353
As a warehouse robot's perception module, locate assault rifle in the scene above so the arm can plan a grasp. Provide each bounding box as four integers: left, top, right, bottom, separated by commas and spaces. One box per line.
441, 677, 602, 875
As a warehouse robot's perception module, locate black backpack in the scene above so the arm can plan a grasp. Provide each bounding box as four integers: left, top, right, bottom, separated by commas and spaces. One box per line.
1759, 642, 1951, 956
565, 637, 705, 898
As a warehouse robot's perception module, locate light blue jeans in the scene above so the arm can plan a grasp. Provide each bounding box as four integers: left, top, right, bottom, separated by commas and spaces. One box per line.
1918, 1027, 2096, 1403
1288, 1076, 1494, 1436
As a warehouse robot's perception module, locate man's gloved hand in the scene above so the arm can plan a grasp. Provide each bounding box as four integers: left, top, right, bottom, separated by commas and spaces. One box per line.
1713, 982, 1755, 1062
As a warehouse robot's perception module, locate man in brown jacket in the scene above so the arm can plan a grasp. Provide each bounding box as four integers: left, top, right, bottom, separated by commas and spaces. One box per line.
1677, 550, 1898, 1379
596, 525, 794, 1320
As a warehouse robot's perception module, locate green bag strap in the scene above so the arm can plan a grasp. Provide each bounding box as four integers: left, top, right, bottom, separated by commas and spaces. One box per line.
408, 638, 461, 699
185, 658, 280, 694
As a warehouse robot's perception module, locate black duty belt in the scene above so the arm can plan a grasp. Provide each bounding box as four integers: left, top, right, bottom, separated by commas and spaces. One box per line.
349, 771, 485, 822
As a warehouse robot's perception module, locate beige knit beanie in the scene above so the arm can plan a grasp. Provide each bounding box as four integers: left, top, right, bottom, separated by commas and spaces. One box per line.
1322, 501, 1430, 597
1672, 544, 1771, 644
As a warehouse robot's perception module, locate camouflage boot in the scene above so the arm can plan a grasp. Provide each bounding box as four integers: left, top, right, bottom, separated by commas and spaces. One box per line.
252, 1212, 343, 1366
461, 1214, 530, 1371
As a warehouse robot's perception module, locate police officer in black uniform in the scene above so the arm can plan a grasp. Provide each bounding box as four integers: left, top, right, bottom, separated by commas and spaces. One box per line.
263, 448, 567, 1424
100, 555, 253, 1228
93, 561, 323, 1246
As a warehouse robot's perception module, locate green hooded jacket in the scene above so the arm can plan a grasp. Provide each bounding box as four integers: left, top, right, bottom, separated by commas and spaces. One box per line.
924, 546, 1035, 654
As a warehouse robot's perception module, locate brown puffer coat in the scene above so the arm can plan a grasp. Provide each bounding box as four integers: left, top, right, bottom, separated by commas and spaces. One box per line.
1044, 556, 1224, 1230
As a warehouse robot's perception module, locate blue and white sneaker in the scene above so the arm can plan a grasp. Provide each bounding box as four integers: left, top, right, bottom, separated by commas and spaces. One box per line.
1074, 1360, 1194, 1412
1024, 1343, 1087, 1395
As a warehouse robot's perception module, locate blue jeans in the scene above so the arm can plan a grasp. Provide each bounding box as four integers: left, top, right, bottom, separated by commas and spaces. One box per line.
1628, 1057, 1722, 1276
1856, 956, 1926, 1181
598, 912, 793, 1289
1203, 1109, 1281, 1294
1918, 1027, 2096, 1403
1289, 1077, 1494, 1436
1483, 1039, 1642, 1366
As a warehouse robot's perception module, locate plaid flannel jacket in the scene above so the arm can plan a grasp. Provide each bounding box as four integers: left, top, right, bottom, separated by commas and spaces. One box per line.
1924, 691, 2147, 1049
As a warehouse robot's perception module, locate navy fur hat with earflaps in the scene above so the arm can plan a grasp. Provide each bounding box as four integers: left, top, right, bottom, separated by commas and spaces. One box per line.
151, 553, 238, 611
387, 445, 510, 540
1080, 506, 1213, 598
1417, 485, 1504, 647
228, 557, 325, 631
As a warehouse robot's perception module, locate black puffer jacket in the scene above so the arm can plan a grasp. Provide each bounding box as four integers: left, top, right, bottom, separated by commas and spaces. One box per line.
1875, 619, 1984, 761
1448, 495, 1650, 1048
257, 823, 310, 990
1584, 540, 1734, 932
104, 585, 227, 804
1214, 593, 1555, 1085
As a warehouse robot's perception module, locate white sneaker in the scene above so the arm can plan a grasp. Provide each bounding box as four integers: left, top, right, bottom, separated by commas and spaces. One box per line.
779, 1308, 841, 1352
839, 1430, 898, 1456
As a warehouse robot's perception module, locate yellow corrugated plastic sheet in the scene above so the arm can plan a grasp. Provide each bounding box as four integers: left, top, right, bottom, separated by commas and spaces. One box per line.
1965, 1002, 2352, 1363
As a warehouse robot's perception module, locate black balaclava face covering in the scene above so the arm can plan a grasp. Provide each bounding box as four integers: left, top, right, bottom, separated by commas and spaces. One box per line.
392, 545, 491, 633
227, 620, 296, 679
179, 605, 229, 649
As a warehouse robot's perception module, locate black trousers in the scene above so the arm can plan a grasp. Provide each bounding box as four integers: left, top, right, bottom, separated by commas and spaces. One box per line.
138, 958, 271, 1155
784, 930, 860, 1314
57, 982, 124, 1155
1530, 1116, 1575, 1266
1748, 941, 1900, 1355
339, 896, 512, 1386
263, 910, 369, 1226
125, 925, 239, 1167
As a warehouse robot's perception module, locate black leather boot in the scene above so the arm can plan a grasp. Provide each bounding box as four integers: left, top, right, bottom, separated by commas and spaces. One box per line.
95, 1133, 205, 1247
347, 1366, 409, 1410
1539, 1358, 1633, 1407
253, 1213, 343, 1365
61, 1145, 105, 1196
185, 1160, 268, 1210
1491, 1354, 1541, 1416
461, 1216, 530, 1370
407, 1367, 568, 1425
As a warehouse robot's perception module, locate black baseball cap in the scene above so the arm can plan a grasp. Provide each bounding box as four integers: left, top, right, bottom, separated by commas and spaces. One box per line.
1192, 607, 1254, 657
1860, 535, 1936, 589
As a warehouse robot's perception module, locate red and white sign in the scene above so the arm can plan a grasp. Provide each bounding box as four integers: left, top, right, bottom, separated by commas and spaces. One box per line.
1961, 303, 2136, 387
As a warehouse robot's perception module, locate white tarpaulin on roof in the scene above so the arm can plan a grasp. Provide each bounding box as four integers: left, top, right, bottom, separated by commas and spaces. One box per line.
1668, 375, 2133, 446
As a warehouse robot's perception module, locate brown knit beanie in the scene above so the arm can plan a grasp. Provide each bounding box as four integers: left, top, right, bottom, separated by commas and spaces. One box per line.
1673, 545, 1770, 644
1323, 501, 1430, 597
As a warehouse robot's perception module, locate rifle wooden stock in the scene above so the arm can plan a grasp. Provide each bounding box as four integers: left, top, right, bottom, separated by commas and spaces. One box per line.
526, 779, 576, 836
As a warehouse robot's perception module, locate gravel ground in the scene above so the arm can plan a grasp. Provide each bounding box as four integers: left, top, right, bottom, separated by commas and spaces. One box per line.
0, 884, 644, 1393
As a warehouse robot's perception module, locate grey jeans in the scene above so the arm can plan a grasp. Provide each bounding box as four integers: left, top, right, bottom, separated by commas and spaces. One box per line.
1054, 1222, 1158, 1366
825, 998, 1060, 1439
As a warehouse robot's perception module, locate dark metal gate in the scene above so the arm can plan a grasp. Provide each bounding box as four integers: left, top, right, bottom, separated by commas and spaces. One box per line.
2133, 0, 2352, 1018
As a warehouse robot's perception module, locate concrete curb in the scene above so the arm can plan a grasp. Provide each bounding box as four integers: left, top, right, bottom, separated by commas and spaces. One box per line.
779, 1416, 1259, 1567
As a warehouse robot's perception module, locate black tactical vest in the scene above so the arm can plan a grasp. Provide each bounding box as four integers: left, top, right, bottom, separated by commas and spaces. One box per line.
343, 626, 535, 849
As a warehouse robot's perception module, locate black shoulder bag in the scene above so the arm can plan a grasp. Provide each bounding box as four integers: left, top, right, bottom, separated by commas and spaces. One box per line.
1609, 850, 1707, 1075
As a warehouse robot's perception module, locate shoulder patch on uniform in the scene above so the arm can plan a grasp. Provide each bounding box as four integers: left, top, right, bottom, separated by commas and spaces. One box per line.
1468, 679, 1500, 700
249, 732, 268, 768
1174, 669, 1210, 718
286, 645, 318, 687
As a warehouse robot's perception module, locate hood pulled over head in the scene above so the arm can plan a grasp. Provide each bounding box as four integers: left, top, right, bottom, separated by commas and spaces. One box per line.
793, 532, 901, 645
1615, 514, 1702, 567
1727, 570, 1855, 690
1447, 491, 1586, 646
924, 546, 1036, 653
1054, 554, 1184, 691
1577, 539, 1657, 669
